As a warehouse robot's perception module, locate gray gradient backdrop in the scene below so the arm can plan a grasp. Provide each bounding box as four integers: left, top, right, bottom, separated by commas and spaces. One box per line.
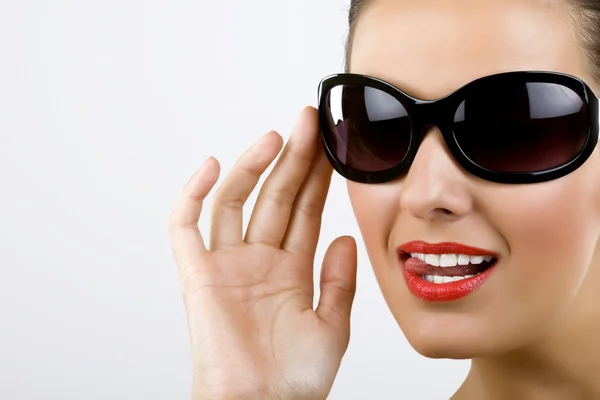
0, 0, 469, 398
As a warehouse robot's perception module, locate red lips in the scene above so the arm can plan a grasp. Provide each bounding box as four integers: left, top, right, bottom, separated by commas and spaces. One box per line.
398, 241, 498, 256
398, 241, 499, 302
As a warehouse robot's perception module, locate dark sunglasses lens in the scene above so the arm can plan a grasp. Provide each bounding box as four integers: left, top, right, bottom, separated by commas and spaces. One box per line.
453, 81, 589, 173
322, 85, 411, 172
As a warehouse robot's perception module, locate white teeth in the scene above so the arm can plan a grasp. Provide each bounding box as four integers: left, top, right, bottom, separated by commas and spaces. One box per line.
458, 254, 470, 265
411, 253, 495, 267
425, 254, 440, 266
440, 254, 457, 267
421, 274, 479, 283
470, 255, 484, 264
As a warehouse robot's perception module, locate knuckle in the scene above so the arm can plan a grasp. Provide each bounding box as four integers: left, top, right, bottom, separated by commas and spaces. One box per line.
323, 279, 355, 297
287, 143, 314, 163
264, 185, 297, 207
212, 185, 245, 211
168, 207, 198, 230
214, 194, 245, 211
237, 159, 263, 178
295, 201, 325, 218
168, 211, 185, 229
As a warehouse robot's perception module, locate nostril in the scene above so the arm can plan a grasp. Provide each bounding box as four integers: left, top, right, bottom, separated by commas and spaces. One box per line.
434, 208, 454, 216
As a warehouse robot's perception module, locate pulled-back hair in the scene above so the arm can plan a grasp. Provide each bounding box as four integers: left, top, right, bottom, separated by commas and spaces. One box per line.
345, 0, 600, 84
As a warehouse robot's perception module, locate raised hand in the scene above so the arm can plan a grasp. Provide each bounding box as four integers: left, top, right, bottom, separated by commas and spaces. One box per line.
169, 107, 358, 400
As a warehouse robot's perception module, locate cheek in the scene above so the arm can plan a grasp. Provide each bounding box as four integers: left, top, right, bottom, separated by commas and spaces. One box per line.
346, 182, 398, 257
347, 158, 600, 353
487, 176, 600, 316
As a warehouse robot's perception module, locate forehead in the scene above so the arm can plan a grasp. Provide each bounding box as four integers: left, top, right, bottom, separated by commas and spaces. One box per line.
349, 0, 589, 99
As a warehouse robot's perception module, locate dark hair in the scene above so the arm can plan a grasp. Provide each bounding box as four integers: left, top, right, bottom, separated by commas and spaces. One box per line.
345, 0, 600, 83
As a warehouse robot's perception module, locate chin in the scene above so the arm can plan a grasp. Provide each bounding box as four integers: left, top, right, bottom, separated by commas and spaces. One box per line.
396, 313, 515, 360
408, 337, 483, 360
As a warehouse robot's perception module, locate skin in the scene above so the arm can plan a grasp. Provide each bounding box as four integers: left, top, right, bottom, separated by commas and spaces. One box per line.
169, 0, 600, 399
348, 0, 600, 399
170, 110, 357, 400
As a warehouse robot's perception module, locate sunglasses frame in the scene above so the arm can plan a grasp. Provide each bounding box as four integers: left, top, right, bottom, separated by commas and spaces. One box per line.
317, 71, 599, 184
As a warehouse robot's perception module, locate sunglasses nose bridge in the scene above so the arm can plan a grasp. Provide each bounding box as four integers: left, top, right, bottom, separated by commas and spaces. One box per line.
398, 124, 475, 220
411, 101, 453, 146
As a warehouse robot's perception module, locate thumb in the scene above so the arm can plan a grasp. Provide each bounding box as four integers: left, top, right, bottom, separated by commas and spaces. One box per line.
316, 236, 358, 339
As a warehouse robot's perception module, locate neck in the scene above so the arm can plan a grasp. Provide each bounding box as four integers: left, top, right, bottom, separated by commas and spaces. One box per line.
453, 266, 600, 400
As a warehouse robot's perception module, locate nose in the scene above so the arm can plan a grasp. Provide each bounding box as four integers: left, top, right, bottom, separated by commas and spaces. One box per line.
399, 127, 474, 221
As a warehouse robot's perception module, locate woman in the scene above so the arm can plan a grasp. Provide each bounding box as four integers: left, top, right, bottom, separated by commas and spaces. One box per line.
169, 0, 600, 398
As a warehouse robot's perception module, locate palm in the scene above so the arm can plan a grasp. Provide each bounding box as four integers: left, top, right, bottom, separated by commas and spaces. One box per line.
184, 245, 344, 398
170, 107, 357, 400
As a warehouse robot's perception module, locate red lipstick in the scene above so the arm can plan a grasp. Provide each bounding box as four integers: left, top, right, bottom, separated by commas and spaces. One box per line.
398, 241, 499, 302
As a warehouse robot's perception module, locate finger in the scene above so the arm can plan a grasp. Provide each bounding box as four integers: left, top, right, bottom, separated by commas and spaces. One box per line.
244, 106, 321, 247
210, 131, 283, 249
281, 144, 333, 256
169, 157, 220, 273
316, 236, 358, 343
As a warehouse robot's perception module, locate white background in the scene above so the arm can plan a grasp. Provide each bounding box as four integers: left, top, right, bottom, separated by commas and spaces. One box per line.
0, 0, 469, 398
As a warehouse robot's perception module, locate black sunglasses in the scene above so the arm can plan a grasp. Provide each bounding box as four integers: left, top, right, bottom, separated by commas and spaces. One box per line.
317, 71, 599, 184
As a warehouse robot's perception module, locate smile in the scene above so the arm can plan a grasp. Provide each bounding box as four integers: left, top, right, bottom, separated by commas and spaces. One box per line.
398, 241, 499, 301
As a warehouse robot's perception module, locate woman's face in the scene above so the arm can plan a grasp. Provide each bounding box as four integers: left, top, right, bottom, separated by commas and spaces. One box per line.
348, 0, 600, 358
